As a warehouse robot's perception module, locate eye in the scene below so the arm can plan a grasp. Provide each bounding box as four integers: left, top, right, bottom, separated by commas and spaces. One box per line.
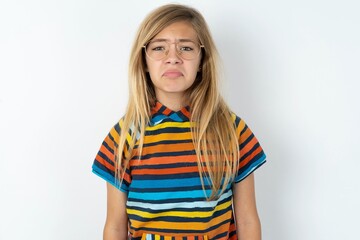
179, 46, 194, 51
148, 41, 168, 52
152, 46, 165, 51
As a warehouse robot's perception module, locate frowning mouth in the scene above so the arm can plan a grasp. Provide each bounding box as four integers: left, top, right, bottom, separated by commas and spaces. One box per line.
163, 71, 183, 78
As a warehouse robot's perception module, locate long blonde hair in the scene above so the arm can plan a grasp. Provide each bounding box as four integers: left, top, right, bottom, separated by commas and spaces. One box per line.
116, 4, 239, 200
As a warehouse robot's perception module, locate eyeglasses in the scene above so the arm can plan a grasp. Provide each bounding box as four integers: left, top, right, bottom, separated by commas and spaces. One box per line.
143, 40, 204, 60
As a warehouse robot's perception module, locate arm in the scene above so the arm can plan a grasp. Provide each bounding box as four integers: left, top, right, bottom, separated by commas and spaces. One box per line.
103, 182, 129, 240
232, 173, 262, 240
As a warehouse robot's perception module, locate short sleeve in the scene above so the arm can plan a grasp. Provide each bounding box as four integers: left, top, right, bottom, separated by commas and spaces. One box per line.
91, 120, 131, 193
233, 115, 267, 183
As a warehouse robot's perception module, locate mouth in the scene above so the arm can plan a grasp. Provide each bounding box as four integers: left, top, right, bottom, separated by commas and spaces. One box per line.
163, 71, 183, 78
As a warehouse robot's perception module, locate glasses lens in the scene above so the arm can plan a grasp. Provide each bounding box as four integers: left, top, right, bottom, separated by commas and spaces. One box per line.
177, 41, 200, 60
145, 41, 201, 60
146, 41, 169, 60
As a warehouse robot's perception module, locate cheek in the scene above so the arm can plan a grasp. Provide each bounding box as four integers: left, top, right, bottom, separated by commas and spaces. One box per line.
189, 62, 201, 78
145, 57, 157, 72
146, 63, 159, 79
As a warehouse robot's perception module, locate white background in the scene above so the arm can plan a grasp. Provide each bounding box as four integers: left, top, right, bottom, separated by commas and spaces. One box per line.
1, 0, 359, 239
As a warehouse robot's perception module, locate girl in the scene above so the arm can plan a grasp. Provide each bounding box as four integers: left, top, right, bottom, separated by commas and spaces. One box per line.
92, 4, 266, 240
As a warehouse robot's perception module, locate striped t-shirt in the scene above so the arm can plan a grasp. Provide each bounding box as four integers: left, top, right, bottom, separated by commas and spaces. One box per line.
92, 101, 266, 240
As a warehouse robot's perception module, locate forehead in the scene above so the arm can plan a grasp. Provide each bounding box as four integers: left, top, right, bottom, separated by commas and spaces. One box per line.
153, 21, 198, 41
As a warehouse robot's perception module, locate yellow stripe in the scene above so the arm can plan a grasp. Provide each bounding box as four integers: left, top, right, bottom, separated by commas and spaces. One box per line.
147, 121, 193, 130
118, 121, 194, 144
127, 199, 231, 219
109, 126, 120, 144
117, 120, 131, 146
144, 132, 192, 143
231, 113, 236, 122
130, 210, 231, 230
236, 118, 245, 136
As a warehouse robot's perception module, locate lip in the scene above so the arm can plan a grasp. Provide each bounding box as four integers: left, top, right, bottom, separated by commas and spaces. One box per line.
162, 70, 183, 78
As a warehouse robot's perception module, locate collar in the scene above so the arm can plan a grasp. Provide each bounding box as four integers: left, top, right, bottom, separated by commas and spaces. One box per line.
150, 101, 191, 126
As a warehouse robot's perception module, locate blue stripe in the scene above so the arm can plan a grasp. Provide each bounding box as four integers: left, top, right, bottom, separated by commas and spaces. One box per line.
92, 165, 128, 193
129, 177, 211, 189
128, 205, 232, 222
150, 111, 189, 126
128, 189, 211, 200
150, 115, 166, 125
169, 114, 183, 122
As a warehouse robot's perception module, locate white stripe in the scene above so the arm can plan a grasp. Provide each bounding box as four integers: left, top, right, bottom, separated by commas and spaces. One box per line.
126, 189, 233, 210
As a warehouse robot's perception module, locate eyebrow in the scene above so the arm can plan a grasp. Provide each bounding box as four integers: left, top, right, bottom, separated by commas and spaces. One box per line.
150, 38, 197, 43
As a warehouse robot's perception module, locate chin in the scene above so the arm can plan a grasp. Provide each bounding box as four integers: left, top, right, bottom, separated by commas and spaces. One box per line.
162, 86, 187, 93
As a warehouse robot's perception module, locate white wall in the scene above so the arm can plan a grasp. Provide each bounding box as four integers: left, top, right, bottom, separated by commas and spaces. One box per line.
1, 0, 359, 239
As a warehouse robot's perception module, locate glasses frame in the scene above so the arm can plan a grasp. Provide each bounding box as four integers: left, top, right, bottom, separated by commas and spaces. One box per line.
143, 40, 205, 61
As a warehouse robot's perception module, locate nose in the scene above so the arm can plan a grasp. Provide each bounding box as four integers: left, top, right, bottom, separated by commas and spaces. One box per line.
165, 44, 182, 64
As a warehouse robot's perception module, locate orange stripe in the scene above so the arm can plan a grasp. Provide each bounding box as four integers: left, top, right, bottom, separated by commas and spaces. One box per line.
180, 107, 191, 119
131, 222, 229, 240
240, 134, 258, 156
95, 154, 115, 171
240, 126, 253, 144
240, 144, 263, 168
130, 155, 198, 166
103, 136, 115, 151
205, 223, 230, 239
228, 222, 237, 240
99, 145, 115, 163
142, 142, 194, 154
132, 166, 199, 175
163, 108, 172, 115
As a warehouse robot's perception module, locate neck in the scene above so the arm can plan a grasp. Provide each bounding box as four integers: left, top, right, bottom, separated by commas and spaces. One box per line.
155, 92, 187, 111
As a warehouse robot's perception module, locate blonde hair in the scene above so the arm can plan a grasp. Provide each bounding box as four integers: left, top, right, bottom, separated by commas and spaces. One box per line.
116, 4, 239, 200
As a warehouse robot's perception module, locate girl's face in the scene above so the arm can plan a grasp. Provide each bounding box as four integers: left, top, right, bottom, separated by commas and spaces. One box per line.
145, 21, 202, 104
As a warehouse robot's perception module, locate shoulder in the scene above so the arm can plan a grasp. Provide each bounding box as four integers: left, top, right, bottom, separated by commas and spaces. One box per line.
105, 116, 125, 145
230, 112, 247, 136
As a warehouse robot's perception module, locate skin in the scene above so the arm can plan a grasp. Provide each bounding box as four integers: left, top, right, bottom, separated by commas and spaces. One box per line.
145, 21, 202, 111
233, 173, 262, 240
103, 183, 128, 239
103, 21, 261, 240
